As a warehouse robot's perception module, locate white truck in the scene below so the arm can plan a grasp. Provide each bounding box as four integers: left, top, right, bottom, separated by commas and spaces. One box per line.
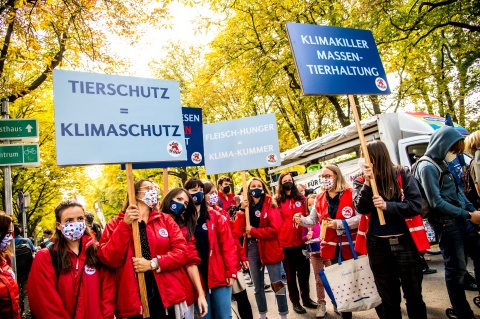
268, 112, 470, 190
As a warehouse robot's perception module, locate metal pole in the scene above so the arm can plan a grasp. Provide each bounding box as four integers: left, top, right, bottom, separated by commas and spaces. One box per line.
23, 192, 30, 238
2, 98, 15, 273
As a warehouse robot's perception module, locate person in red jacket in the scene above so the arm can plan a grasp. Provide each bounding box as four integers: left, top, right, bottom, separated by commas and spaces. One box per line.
183, 178, 238, 319
204, 180, 253, 319
217, 176, 237, 213
27, 200, 115, 319
276, 171, 317, 314
0, 213, 20, 319
98, 179, 190, 319
235, 177, 288, 319
161, 187, 208, 319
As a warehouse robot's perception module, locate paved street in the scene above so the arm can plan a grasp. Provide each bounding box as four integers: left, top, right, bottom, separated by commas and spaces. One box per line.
234, 251, 480, 319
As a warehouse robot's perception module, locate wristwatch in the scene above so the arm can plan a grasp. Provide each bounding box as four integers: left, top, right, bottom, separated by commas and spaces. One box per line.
150, 259, 157, 270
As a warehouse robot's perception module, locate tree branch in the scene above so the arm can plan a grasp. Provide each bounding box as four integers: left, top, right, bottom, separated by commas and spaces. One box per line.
0, 8, 16, 77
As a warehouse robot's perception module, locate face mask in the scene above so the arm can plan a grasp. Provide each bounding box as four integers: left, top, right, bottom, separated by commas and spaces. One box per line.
0, 233, 12, 251
445, 151, 457, 162
191, 191, 204, 205
250, 188, 263, 198
320, 177, 335, 191
137, 189, 159, 209
222, 185, 231, 194
169, 200, 186, 216
308, 207, 313, 212
282, 181, 294, 190
207, 193, 219, 206
61, 221, 86, 241
358, 158, 366, 171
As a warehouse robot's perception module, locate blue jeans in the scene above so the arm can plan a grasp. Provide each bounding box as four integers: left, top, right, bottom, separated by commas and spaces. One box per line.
247, 240, 288, 315
434, 218, 480, 319
196, 286, 232, 319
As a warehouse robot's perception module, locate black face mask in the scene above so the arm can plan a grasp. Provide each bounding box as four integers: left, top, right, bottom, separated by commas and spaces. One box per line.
282, 181, 294, 190
223, 185, 231, 194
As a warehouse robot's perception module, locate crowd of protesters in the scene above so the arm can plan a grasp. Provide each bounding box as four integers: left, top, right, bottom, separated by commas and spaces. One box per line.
1, 127, 480, 319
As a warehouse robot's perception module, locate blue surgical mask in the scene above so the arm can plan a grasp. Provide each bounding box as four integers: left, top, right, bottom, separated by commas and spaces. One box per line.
249, 188, 263, 198
190, 191, 204, 205
169, 200, 186, 216
0, 233, 13, 251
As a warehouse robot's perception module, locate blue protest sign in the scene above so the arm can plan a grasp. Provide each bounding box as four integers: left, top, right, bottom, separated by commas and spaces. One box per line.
286, 23, 390, 95
203, 114, 280, 175
124, 107, 204, 169
53, 70, 187, 165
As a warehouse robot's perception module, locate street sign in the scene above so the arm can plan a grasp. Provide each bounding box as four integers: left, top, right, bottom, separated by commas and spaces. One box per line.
0, 144, 40, 167
0, 119, 39, 142
16, 191, 24, 212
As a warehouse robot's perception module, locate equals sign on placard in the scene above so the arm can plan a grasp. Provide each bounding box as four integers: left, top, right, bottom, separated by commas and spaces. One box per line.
120, 108, 128, 114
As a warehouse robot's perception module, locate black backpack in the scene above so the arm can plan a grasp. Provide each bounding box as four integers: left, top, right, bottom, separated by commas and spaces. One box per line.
412, 156, 447, 218
15, 239, 34, 276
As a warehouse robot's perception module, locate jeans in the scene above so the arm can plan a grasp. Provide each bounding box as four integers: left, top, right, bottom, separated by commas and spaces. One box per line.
282, 245, 311, 305
197, 286, 233, 319
433, 218, 480, 319
367, 234, 427, 319
247, 240, 289, 315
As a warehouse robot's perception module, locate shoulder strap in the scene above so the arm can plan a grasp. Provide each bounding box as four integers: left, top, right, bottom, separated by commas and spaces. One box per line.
48, 245, 60, 283
416, 156, 443, 177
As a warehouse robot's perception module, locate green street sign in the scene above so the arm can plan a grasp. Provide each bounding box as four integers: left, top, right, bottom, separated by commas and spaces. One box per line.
0, 119, 39, 142
0, 144, 40, 167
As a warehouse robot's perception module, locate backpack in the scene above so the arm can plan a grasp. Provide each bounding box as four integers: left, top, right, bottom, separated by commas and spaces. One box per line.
15, 239, 34, 277
412, 156, 446, 218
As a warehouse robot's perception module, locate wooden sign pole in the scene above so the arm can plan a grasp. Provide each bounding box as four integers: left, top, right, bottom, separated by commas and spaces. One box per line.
348, 95, 386, 225
242, 171, 251, 237
125, 163, 150, 318
163, 167, 169, 196
320, 219, 328, 239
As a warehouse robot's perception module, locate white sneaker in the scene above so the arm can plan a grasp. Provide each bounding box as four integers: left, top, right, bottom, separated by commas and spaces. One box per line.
316, 301, 326, 318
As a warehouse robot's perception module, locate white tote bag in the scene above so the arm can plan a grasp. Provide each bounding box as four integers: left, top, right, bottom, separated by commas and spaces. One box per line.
319, 220, 381, 312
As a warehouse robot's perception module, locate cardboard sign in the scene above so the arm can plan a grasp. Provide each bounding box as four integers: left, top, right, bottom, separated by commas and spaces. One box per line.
286, 23, 390, 95
53, 70, 186, 165
203, 114, 280, 175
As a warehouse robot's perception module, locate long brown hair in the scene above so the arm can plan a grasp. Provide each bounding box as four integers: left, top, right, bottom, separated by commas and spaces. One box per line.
276, 172, 303, 203
365, 140, 401, 200
246, 177, 277, 207
53, 200, 98, 273
0, 213, 13, 259
160, 187, 197, 241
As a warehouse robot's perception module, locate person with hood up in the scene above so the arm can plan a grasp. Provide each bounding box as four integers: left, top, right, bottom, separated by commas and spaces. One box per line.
414, 126, 480, 319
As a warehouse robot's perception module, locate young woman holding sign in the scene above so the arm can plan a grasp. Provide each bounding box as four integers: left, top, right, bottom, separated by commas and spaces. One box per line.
183, 178, 238, 319
234, 177, 288, 319
27, 200, 116, 319
98, 179, 190, 319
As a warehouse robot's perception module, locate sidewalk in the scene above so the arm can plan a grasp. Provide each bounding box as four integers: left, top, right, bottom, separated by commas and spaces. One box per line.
233, 253, 480, 319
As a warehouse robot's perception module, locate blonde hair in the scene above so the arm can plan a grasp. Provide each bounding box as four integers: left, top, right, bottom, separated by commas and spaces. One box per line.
320, 164, 351, 193
465, 131, 480, 156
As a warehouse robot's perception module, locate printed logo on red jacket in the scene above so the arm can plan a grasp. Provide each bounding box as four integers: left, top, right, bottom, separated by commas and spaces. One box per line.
295, 201, 301, 207
158, 228, 169, 237
342, 206, 353, 218
85, 265, 96, 275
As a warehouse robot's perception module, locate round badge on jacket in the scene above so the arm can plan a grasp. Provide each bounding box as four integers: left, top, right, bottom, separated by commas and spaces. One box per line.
158, 228, 169, 237
295, 201, 301, 207
342, 206, 353, 218
202, 223, 208, 230
255, 210, 261, 217
85, 265, 96, 275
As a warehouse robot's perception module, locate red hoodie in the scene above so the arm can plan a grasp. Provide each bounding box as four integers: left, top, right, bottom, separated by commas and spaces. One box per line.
27, 235, 115, 319
98, 211, 189, 318
0, 255, 20, 319
234, 195, 284, 265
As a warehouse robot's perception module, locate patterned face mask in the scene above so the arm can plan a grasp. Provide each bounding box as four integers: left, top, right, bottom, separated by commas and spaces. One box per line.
207, 193, 219, 206
0, 233, 12, 251
61, 221, 86, 241
320, 177, 335, 191
137, 189, 159, 208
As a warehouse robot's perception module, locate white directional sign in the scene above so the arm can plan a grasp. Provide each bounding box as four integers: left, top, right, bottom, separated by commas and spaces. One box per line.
53, 70, 187, 166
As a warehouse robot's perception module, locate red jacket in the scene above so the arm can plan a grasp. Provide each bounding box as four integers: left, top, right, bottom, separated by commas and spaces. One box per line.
212, 205, 248, 271
98, 211, 189, 318
234, 195, 284, 265
279, 196, 307, 248
27, 235, 115, 319
201, 209, 238, 289
0, 255, 20, 319
218, 192, 236, 211
315, 188, 358, 260
179, 225, 201, 306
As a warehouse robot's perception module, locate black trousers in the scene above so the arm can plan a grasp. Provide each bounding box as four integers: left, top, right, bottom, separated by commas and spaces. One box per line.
232, 289, 253, 319
367, 235, 427, 319
282, 245, 311, 305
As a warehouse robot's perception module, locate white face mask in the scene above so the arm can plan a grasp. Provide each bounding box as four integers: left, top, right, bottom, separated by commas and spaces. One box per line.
61, 221, 86, 241
137, 189, 159, 208
358, 158, 366, 172
320, 177, 335, 191
445, 151, 457, 162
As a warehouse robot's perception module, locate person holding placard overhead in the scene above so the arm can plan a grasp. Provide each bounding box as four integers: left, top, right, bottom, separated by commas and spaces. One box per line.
27, 200, 116, 319
184, 178, 238, 319
276, 172, 317, 314
354, 140, 427, 319
160, 187, 208, 319
294, 164, 362, 319
98, 179, 190, 319
234, 177, 288, 319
